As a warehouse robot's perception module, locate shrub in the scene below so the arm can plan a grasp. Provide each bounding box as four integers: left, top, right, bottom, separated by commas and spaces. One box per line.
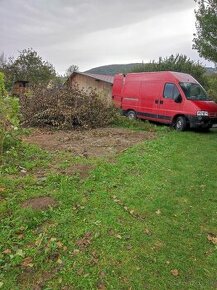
0, 73, 20, 162
132, 54, 208, 87
206, 74, 217, 102
21, 86, 118, 129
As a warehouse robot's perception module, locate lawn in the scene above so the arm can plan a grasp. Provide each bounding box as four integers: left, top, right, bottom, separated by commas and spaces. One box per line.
0, 127, 217, 290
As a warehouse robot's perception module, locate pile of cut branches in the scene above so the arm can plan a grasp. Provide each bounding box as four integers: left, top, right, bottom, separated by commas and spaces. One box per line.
21, 86, 117, 129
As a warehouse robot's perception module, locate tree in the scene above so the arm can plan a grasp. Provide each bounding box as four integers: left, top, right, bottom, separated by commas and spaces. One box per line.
193, 0, 217, 65
0, 53, 6, 69
132, 54, 207, 86
65, 64, 79, 77
1, 48, 56, 90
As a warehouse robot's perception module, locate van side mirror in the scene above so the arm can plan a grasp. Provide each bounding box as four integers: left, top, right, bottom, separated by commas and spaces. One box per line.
174, 94, 182, 103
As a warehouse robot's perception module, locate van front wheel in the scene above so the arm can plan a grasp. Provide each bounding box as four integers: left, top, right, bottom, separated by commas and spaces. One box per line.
174, 116, 187, 131
126, 110, 137, 120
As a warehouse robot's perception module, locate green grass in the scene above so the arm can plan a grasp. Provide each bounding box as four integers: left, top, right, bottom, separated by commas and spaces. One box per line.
0, 128, 217, 289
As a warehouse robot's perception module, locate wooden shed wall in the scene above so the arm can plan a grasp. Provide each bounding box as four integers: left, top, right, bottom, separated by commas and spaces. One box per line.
69, 74, 113, 105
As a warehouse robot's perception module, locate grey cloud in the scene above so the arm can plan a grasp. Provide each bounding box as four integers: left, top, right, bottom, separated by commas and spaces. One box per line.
2, 0, 195, 35
0, 0, 199, 73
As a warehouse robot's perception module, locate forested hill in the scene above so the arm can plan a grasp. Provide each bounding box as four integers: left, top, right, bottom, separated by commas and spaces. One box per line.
85, 63, 217, 76
85, 63, 141, 75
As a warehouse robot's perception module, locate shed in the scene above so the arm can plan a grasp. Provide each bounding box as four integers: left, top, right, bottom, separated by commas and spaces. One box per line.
67, 72, 114, 105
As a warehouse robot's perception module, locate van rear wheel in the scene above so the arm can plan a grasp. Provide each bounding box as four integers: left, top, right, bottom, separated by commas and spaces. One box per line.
126, 110, 137, 120
174, 116, 187, 131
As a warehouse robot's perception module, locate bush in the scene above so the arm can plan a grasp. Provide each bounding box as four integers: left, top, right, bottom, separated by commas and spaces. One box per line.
21, 86, 118, 129
0, 73, 20, 161
132, 54, 208, 87
206, 74, 217, 102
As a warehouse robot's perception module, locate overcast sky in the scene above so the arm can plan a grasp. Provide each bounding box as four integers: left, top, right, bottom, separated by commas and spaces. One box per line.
0, 0, 212, 74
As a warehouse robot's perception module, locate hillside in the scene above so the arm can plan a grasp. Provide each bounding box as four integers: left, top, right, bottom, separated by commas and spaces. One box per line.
85, 63, 142, 75
85, 63, 217, 76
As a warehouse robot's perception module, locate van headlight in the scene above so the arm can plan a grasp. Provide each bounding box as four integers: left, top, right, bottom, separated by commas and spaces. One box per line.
197, 111, 208, 116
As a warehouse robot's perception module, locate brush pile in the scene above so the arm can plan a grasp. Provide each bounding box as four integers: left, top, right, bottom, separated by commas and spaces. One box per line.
20, 86, 117, 129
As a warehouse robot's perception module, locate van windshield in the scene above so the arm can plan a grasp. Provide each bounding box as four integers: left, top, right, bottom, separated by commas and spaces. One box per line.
180, 82, 210, 101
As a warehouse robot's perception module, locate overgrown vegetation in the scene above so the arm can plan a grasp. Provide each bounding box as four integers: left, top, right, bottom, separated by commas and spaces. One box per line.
132, 54, 207, 87
21, 86, 118, 129
0, 72, 20, 161
207, 74, 217, 102
0, 49, 61, 91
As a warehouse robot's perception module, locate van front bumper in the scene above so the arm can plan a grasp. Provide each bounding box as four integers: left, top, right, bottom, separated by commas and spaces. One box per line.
188, 116, 217, 128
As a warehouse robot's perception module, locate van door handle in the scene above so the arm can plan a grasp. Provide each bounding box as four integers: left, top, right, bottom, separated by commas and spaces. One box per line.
160, 100, 163, 104
155, 100, 159, 104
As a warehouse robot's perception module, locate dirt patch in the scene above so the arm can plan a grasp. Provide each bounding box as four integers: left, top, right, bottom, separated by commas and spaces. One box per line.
76, 232, 93, 250
23, 127, 156, 157
22, 197, 57, 211
18, 267, 61, 290
0, 194, 6, 202
59, 164, 93, 178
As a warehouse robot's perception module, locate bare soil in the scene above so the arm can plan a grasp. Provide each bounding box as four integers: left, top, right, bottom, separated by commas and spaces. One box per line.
23, 127, 155, 157
67, 164, 93, 178
22, 197, 57, 210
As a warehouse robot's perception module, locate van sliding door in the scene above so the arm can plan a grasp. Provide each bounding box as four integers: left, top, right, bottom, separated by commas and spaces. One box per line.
137, 81, 162, 121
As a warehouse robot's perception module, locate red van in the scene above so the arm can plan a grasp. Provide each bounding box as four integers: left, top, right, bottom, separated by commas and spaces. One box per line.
112, 71, 217, 131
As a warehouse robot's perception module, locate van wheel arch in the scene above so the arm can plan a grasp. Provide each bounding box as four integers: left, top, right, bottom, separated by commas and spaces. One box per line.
126, 110, 137, 120
172, 115, 189, 131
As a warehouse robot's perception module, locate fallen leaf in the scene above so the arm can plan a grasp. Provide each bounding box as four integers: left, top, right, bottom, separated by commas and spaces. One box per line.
18, 234, 24, 240
126, 244, 132, 250
207, 233, 217, 245
76, 232, 92, 249
2, 249, 12, 255
0, 187, 5, 192
97, 281, 106, 290
171, 269, 179, 276
22, 257, 34, 268
56, 241, 63, 248
77, 268, 84, 276
108, 229, 115, 236
99, 271, 106, 278
16, 249, 25, 257
116, 234, 122, 239
144, 228, 151, 236
73, 249, 80, 256
113, 199, 120, 203
57, 258, 63, 264
155, 209, 161, 215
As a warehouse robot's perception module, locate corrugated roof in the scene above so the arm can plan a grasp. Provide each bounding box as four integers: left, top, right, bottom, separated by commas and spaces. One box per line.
71, 72, 114, 84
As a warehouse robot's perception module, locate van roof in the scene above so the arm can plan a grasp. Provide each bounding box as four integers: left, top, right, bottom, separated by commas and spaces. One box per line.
123, 71, 197, 83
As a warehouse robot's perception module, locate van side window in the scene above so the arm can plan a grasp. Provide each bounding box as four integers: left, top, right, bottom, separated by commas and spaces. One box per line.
163, 83, 179, 99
